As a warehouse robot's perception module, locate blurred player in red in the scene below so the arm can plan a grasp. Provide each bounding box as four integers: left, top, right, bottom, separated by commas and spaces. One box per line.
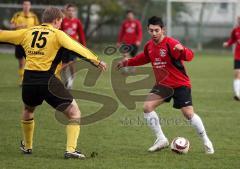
117, 16, 214, 154
61, 4, 86, 89
117, 10, 142, 73
223, 16, 240, 101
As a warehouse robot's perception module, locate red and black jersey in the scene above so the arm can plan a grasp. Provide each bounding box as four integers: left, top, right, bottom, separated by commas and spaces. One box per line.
117, 19, 142, 45
226, 26, 240, 60
61, 17, 86, 46
122, 37, 194, 88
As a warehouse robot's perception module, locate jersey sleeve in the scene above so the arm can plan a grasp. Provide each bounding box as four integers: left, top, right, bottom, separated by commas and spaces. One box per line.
167, 38, 194, 61
10, 12, 19, 24
57, 30, 100, 66
34, 14, 40, 26
77, 20, 86, 46
136, 20, 142, 43
117, 22, 124, 43
123, 44, 151, 66
0, 29, 26, 45
227, 28, 236, 46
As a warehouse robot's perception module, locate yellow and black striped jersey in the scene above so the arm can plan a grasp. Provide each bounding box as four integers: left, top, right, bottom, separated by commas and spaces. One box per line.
11, 11, 39, 29
0, 24, 100, 72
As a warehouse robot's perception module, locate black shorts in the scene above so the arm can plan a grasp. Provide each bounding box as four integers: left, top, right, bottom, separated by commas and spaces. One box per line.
62, 50, 78, 63
120, 44, 138, 57
22, 70, 73, 111
15, 45, 26, 59
150, 85, 192, 109
234, 60, 240, 69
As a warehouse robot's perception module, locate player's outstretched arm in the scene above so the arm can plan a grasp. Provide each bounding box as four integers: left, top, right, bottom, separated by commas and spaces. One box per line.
116, 52, 150, 70
57, 30, 106, 70
0, 29, 26, 45
173, 44, 194, 61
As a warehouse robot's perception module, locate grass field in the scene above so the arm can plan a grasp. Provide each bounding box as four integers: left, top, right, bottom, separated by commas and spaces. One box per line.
0, 51, 240, 169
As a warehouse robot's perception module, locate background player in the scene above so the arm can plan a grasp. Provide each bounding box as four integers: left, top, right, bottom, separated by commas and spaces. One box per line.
117, 16, 214, 154
61, 4, 86, 89
0, 7, 107, 159
10, 0, 39, 85
223, 16, 240, 101
117, 10, 142, 73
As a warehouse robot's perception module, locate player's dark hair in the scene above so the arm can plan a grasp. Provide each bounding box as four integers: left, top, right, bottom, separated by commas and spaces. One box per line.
65, 3, 76, 9
126, 10, 134, 15
22, 0, 31, 3
148, 16, 164, 28
42, 7, 64, 23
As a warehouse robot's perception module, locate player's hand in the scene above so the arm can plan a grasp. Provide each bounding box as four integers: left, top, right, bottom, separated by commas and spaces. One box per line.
116, 57, 128, 70
223, 42, 228, 48
116, 42, 121, 48
173, 44, 184, 51
98, 61, 107, 71
136, 41, 141, 46
116, 61, 124, 70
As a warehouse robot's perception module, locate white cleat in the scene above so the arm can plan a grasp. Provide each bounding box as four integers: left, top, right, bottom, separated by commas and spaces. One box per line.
204, 141, 214, 154
148, 138, 169, 152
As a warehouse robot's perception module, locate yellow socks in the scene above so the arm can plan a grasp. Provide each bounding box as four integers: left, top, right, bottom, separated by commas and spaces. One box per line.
18, 68, 24, 84
66, 124, 80, 152
21, 119, 35, 149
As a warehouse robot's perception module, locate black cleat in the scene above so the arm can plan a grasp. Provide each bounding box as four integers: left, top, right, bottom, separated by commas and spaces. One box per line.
64, 150, 86, 159
233, 96, 240, 101
20, 140, 32, 154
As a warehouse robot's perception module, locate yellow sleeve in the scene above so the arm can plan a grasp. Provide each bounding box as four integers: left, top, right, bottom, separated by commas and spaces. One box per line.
57, 30, 100, 66
0, 29, 26, 45
33, 13, 40, 25
10, 12, 18, 24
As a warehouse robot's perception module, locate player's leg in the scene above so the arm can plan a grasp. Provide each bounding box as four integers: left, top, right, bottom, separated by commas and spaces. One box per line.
181, 106, 214, 154
127, 44, 138, 73
143, 92, 169, 152
15, 46, 25, 85
21, 78, 43, 154
63, 99, 85, 159
233, 62, 240, 100
46, 77, 85, 159
67, 57, 77, 89
173, 86, 214, 154
20, 105, 36, 154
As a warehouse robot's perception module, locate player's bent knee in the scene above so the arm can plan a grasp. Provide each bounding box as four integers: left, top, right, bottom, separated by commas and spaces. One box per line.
65, 100, 81, 119
143, 103, 155, 113
181, 106, 194, 120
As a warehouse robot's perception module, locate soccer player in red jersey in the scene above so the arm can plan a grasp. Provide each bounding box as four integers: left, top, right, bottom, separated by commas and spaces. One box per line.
61, 4, 86, 88
117, 16, 214, 154
117, 10, 142, 73
223, 16, 240, 100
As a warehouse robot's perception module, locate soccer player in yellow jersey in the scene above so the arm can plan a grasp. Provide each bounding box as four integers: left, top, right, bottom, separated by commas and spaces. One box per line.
10, 0, 39, 85
0, 7, 107, 159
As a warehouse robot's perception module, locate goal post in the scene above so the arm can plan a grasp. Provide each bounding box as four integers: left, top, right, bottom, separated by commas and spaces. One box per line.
150, 0, 240, 50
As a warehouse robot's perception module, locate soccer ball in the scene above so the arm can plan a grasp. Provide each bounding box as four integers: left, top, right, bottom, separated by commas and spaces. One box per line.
170, 137, 190, 154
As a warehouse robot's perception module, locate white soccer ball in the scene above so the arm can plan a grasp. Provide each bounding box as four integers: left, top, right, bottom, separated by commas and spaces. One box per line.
170, 137, 190, 154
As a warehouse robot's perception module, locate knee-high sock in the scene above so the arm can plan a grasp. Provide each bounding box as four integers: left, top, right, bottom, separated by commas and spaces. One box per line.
21, 119, 34, 149
233, 79, 240, 97
66, 124, 80, 152
18, 68, 24, 83
189, 113, 210, 144
144, 111, 166, 140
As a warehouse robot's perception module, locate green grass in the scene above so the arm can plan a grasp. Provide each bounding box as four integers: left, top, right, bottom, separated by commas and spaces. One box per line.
0, 51, 240, 169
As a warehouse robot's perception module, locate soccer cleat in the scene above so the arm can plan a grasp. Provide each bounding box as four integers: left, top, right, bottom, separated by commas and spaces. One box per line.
204, 140, 214, 154
20, 140, 32, 154
64, 150, 86, 159
233, 96, 240, 101
148, 138, 169, 152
